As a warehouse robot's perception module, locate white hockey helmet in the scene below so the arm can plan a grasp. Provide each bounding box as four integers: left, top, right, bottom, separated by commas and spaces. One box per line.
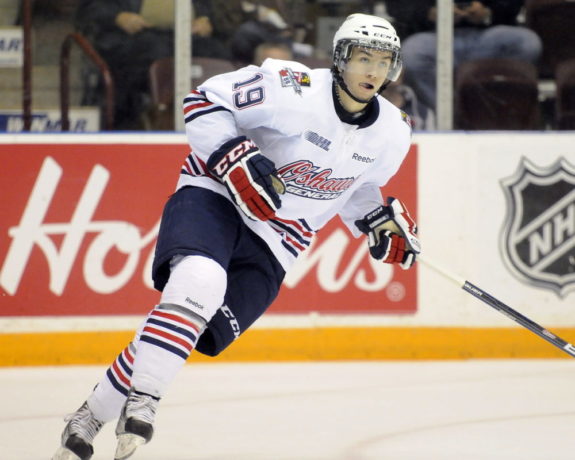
332, 13, 402, 82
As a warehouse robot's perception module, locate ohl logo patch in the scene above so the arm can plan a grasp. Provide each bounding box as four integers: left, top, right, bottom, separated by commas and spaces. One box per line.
500, 157, 575, 297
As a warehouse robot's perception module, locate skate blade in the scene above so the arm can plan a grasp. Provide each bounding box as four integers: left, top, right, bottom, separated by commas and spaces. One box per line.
52, 446, 81, 460
114, 433, 147, 460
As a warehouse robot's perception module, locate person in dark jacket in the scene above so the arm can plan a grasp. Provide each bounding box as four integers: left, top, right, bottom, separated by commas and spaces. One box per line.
385, 0, 542, 117
75, 0, 230, 130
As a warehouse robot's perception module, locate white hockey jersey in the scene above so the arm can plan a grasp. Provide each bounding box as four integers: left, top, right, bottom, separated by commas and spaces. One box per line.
180, 58, 412, 270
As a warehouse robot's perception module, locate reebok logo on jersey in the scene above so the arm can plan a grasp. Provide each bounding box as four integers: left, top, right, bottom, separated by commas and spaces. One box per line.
277, 160, 355, 200
304, 130, 331, 151
352, 153, 375, 163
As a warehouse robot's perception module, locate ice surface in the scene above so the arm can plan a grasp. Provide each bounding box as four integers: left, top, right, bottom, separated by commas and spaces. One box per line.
2, 360, 575, 459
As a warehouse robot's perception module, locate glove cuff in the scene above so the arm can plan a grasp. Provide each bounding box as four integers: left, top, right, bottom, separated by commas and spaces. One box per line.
207, 136, 258, 179
354, 205, 392, 235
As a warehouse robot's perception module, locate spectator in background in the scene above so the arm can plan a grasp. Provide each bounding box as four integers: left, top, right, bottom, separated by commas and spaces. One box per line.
382, 75, 434, 130
232, 23, 294, 66
191, 2, 233, 60
75, 0, 230, 130
195, 0, 296, 66
253, 40, 294, 65
385, 0, 542, 123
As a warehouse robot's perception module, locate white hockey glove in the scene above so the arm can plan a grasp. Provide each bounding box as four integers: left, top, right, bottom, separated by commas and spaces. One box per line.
354, 197, 421, 270
207, 136, 285, 221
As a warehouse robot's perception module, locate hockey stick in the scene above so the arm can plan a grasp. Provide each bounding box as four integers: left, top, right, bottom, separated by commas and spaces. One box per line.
418, 255, 575, 358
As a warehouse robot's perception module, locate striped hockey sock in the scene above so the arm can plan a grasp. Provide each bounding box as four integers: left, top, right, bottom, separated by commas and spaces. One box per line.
85, 301, 207, 422
139, 307, 202, 359
87, 343, 136, 422
129, 305, 204, 397
106, 343, 136, 396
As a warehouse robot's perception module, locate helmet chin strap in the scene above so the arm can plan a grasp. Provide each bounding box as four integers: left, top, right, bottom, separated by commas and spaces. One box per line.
332, 66, 389, 106
332, 67, 370, 104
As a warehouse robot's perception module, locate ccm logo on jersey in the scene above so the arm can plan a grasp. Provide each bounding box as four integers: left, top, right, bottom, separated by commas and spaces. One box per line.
211, 139, 257, 176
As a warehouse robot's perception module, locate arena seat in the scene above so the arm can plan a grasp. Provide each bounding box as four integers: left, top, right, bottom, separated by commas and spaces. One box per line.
526, 0, 575, 77
555, 58, 575, 129
148, 56, 235, 130
455, 58, 540, 130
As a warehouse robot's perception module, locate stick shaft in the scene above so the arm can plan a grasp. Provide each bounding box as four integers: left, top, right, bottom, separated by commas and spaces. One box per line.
418, 255, 575, 358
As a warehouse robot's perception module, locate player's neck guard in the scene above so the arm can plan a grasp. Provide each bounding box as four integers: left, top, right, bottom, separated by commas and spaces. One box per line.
332, 82, 379, 128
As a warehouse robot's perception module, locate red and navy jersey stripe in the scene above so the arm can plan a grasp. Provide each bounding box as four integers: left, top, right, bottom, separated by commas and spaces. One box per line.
268, 217, 315, 258
140, 309, 201, 360
106, 344, 135, 396
181, 151, 208, 177
183, 90, 230, 124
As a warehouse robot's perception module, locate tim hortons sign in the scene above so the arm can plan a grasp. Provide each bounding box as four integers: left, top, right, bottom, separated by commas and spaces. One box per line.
500, 157, 575, 298
0, 143, 417, 316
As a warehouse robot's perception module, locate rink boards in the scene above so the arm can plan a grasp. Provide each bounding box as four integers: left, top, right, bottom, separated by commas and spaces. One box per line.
0, 132, 574, 364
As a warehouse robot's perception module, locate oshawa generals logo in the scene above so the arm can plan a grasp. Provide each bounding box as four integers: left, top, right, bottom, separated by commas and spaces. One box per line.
500, 157, 575, 297
278, 160, 355, 200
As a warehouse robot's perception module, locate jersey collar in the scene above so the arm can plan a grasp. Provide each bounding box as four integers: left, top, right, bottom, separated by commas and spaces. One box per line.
332, 82, 380, 129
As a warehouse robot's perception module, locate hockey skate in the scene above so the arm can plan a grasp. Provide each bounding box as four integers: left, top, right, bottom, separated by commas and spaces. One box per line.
114, 389, 159, 460
52, 401, 104, 460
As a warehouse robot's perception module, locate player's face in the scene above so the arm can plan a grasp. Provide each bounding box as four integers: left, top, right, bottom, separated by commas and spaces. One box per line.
341, 47, 393, 102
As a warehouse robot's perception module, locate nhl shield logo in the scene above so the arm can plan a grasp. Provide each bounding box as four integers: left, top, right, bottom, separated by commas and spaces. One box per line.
500, 157, 575, 297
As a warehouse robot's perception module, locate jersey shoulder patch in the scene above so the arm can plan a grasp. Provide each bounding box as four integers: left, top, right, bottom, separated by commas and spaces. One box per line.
278, 67, 311, 95
400, 110, 413, 130
261, 58, 312, 96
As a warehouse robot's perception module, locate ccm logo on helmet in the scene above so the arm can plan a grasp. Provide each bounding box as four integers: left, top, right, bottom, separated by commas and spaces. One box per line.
372, 32, 394, 39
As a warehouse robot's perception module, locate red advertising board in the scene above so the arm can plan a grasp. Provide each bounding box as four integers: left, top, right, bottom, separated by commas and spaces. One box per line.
0, 142, 417, 317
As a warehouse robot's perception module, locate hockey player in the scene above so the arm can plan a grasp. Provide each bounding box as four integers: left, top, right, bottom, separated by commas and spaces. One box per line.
53, 13, 420, 460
